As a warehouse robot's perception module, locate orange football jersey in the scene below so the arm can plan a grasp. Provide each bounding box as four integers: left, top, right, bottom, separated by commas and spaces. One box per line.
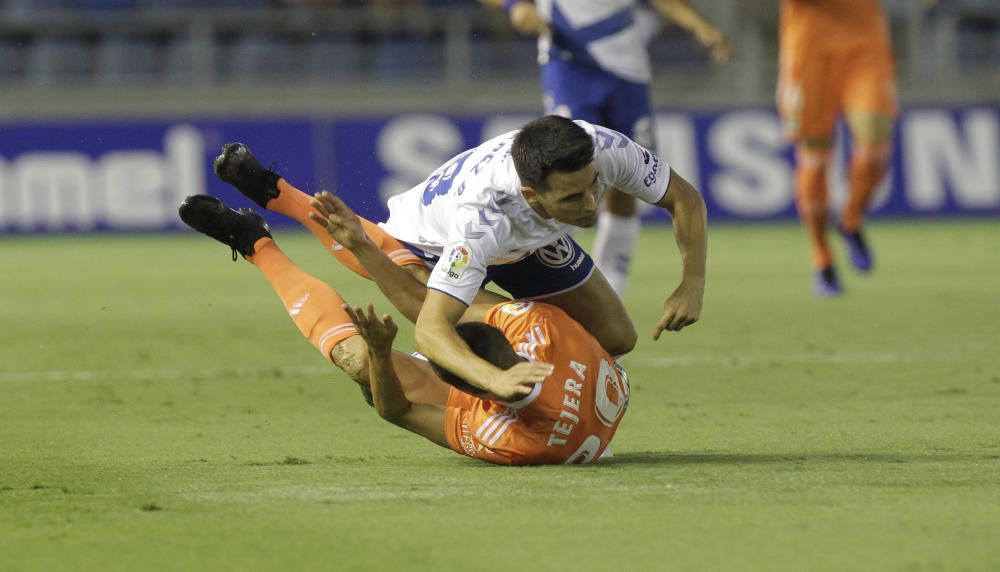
444, 301, 630, 466
780, 0, 890, 49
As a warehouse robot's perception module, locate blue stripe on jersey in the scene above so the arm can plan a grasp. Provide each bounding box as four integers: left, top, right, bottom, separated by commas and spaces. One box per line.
549, 5, 635, 67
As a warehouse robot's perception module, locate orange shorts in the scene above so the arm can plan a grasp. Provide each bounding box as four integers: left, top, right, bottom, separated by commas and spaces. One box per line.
777, 42, 897, 142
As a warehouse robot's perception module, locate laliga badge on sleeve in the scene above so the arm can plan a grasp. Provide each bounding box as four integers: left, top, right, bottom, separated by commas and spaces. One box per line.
438, 243, 471, 283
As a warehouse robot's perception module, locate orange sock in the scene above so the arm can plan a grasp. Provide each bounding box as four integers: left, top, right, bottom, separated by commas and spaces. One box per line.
266, 178, 424, 278
841, 142, 890, 232
247, 237, 357, 361
794, 148, 833, 269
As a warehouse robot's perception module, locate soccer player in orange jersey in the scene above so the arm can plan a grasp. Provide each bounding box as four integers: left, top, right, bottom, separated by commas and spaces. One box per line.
349, 298, 628, 465
179, 189, 629, 465
777, 0, 900, 295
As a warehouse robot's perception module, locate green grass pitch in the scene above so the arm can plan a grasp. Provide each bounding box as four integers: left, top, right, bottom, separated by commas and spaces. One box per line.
2, 221, 998, 571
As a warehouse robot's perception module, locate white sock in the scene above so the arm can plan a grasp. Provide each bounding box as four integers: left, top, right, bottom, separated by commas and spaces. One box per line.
592, 212, 640, 297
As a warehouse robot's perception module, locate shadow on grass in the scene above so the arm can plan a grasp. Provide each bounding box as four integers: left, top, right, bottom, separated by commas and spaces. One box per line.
603, 451, 996, 466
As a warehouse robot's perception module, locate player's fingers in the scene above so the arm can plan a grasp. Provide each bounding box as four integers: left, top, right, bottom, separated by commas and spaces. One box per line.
382, 314, 397, 331
353, 305, 371, 327
714, 43, 732, 64
673, 314, 693, 330
525, 361, 554, 373
343, 303, 361, 325
678, 316, 698, 330
307, 211, 330, 228
317, 192, 341, 217
329, 195, 353, 217
652, 313, 673, 339
311, 193, 332, 212
527, 362, 555, 381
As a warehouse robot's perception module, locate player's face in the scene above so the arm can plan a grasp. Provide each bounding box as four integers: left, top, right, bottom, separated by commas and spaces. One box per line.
536, 165, 601, 227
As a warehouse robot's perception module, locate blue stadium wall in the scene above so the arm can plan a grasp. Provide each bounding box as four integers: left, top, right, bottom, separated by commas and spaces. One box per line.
1, 105, 997, 233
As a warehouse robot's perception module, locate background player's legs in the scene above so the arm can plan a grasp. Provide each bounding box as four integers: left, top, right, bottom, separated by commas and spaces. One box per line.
834, 45, 896, 273
593, 188, 640, 296
794, 141, 843, 296
592, 79, 656, 298
795, 142, 835, 268
841, 111, 893, 233
779, 46, 843, 295
249, 236, 449, 405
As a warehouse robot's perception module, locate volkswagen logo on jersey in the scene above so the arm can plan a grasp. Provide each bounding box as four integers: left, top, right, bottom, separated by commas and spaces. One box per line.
535, 236, 576, 268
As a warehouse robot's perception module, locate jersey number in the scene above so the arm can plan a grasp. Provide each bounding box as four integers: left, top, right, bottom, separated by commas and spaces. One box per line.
421, 150, 472, 205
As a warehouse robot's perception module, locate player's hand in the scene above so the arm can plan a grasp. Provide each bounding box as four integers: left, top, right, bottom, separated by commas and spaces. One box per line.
489, 361, 554, 401
509, 1, 548, 36
652, 278, 704, 339
309, 191, 369, 251
345, 303, 398, 354
695, 26, 731, 63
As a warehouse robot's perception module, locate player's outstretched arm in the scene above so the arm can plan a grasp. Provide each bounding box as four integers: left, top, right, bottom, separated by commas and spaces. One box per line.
311, 192, 510, 324
650, 0, 731, 63
416, 291, 551, 400
652, 170, 707, 339
346, 303, 449, 448
310, 192, 428, 322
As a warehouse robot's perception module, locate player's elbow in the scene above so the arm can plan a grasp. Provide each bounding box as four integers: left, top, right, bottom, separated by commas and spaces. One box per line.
374, 400, 410, 425
677, 178, 707, 217
413, 314, 441, 357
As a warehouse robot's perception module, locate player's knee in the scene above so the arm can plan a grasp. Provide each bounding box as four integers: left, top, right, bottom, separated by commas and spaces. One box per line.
846, 111, 894, 143
618, 324, 638, 355
330, 336, 370, 386
603, 321, 637, 357
852, 141, 892, 166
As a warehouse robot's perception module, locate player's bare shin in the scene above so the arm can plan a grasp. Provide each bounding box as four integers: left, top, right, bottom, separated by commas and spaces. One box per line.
653, 171, 707, 338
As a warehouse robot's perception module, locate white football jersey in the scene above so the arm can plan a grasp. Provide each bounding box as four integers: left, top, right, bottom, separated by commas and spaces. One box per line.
536, 0, 652, 84
380, 120, 671, 304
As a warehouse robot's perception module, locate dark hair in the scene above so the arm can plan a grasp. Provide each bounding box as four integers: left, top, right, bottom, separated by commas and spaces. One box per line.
512, 115, 595, 191
429, 322, 520, 397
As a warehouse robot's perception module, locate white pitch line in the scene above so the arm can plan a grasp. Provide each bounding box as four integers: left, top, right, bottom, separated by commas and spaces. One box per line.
0, 352, 963, 384
0, 365, 333, 384
625, 352, 959, 368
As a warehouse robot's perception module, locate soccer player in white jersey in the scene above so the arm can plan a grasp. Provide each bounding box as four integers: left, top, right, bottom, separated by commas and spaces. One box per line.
483, 0, 728, 296
214, 115, 707, 401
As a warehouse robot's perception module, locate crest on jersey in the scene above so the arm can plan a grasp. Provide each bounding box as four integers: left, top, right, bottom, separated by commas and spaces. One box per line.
438, 244, 471, 283
595, 360, 630, 428
535, 236, 576, 268
500, 301, 534, 316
